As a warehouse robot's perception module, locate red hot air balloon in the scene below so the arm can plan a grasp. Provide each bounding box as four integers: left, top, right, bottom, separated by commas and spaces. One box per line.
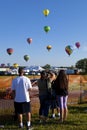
75, 42, 80, 49
27, 38, 32, 44
7, 48, 14, 55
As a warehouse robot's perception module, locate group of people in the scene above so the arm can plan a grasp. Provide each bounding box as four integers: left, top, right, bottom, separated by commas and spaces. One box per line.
11, 67, 68, 130
33, 70, 68, 123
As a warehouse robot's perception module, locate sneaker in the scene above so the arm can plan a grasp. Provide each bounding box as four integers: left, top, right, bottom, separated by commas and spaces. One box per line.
49, 115, 55, 119
19, 125, 23, 129
0, 125, 4, 128
58, 113, 60, 117
39, 120, 42, 124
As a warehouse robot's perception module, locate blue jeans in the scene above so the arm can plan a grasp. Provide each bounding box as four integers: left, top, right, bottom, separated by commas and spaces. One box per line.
39, 95, 50, 117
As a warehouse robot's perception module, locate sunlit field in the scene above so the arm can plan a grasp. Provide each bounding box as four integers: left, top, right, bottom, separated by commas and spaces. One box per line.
0, 75, 87, 129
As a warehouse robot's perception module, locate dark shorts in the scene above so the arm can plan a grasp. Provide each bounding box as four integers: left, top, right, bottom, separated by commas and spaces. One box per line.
14, 101, 31, 114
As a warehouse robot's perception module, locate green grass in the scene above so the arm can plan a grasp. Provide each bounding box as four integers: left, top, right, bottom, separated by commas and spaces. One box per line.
0, 103, 87, 130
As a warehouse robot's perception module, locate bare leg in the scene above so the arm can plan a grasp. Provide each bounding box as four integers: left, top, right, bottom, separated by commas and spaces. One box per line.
59, 108, 64, 122
52, 109, 55, 118
18, 114, 23, 127
26, 112, 31, 127
63, 96, 68, 121
26, 112, 31, 122
57, 107, 60, 117
18, 114, 23, 123
63, 107, 68, 121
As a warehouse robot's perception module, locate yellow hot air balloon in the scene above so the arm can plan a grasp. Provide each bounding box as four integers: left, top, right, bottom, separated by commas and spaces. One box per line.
46, 45, 52, 51
13, 63, 19, 68
43, 9, 50, 16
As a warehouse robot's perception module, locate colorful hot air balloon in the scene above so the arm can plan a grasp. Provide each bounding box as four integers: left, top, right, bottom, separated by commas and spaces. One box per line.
7, 48, 14, 55
65, 45, 73, 56
13, 63, 19, 68
24, 55, 29, 62
46, 45, 52, 51
44, 26, 51, 33
75, 42, 80, 49
27, 38, 32, 44
43, 9, 50, 16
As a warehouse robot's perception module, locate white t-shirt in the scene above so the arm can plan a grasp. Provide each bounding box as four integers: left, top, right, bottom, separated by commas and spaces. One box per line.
11, 76, 32, 102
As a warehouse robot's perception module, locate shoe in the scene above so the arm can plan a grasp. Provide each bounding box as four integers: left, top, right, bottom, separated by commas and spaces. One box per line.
49, 115, 55, 119
27, 126, 33, 130
57, 113, 60, 117
0, 125, 4, 128
19, 125, 23, 129
39, 120, 42, 124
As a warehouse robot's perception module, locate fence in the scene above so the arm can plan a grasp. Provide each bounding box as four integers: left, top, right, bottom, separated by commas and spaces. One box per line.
0, 75, 87, 115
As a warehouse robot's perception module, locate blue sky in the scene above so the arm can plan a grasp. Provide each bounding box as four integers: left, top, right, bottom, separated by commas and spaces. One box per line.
0, 0, 87, 67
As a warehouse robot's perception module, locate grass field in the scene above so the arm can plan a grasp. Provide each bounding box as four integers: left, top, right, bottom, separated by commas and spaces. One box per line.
0, 75, 87, 129
0, 103, 87, 130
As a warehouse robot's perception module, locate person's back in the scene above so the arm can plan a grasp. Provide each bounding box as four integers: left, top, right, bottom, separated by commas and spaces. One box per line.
12, 75, 31, 102
11, 67, 32, 129
38, 78, 48, 96
54, 70, 68, 123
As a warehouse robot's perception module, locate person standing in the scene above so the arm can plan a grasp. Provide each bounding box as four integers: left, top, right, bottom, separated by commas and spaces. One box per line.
37, 71, 49, 123
49, 72, 60, 119
32, 71, 51, 123
54, 70, 68, 123
11, 67, 32, 130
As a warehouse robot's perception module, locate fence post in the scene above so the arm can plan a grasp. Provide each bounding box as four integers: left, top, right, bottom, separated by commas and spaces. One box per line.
79, 76, 83, 103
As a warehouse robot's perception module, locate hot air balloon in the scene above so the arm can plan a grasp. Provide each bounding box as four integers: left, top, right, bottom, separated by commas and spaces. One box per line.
75, 42, 80, 49
7, 48, 14, 55
24, 55, 29, 62
43, 9, 50, 16
44, 26, 51, 33
65, 45, 73, 56
1, 64, 5, 67
13, 63, 19, 68
27, 38, 32, 44
46, 45, 52, 51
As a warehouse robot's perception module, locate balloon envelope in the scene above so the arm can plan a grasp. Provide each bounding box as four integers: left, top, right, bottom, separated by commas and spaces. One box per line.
24, 55, 29, 62
43, 9, 50, 16
46, 45, 52, 51
65, 45, 73, 56
27, 38, 32, 44
7, 48, 14, 55
13, 63, 19, 68
44, 26, 51, 33
1, 64, 5, 67
75, 42, 80, 49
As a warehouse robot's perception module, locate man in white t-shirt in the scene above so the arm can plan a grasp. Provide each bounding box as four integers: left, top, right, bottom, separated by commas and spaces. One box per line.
11, 67, 32, 130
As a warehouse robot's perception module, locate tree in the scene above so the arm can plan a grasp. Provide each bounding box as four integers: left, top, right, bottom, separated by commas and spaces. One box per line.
75, 58, 87, 74
43, 64, 51, 70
